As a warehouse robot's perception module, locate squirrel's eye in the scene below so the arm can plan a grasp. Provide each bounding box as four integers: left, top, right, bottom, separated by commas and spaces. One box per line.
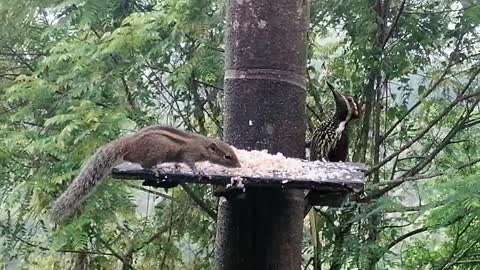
225, 155, 232, 160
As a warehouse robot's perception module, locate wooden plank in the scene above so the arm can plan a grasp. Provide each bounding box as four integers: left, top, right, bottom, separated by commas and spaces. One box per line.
111, 162, 366, 193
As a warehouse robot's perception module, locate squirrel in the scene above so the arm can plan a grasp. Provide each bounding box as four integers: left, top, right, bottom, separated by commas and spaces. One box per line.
137, 125, 207, 139
50, 126, 241, 224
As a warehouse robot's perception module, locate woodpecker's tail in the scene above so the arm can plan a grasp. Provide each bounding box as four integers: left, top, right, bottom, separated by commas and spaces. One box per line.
50, 141, 126, 224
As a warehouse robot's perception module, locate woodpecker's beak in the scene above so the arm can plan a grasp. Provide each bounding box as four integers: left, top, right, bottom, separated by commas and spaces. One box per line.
326, 82, 345, 107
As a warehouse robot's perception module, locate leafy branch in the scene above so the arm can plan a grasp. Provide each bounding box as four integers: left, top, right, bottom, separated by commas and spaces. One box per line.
368, 66, 480, 176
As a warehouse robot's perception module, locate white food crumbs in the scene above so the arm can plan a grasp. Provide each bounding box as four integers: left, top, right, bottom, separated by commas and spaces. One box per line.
231, 176, 244, 182
257, 20, 267, 28
226, 176, 246, 192
150, 148, 365, 183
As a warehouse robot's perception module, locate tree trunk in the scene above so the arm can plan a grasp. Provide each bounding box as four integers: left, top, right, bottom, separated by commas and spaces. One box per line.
214, 0, 308, 269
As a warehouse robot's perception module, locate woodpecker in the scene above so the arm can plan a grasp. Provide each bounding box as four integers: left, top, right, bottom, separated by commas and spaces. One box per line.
309, 82, 361, 162
305, 82, 362, 215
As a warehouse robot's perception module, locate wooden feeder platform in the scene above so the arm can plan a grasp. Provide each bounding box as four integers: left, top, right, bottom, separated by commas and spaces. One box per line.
112, 160, 367, 207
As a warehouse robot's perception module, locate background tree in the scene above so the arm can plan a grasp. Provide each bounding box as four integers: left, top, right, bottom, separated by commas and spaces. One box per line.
0, 0, 479, 269
305, 0, 480, 269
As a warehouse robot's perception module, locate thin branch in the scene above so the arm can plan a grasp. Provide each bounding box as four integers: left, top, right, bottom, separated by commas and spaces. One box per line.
380, 34, 473, 144
201, 86, 224, 132
369, 172, 443, 188
93, 231, 134, 269
386, 227, 428, 250
194, 79, 224, 91
386, 214, 467, 252
441, 237, 480, 270
160, 198, 175, 269
463, 118, 480, 129
444, 218, 475, 268
130, 225, 170, 254
382, 201, 445, 213
143, 67, 193, 130
145, 63, 224, 91
90, 26, 137, 111
457, 157, 480, 170
145, 61, 225, 132
403, 3, 480, 15
312, 208, 336, 228
180, 183, 217, 220
56, 249, 116, 257
7, 231, 116, 257
382, 0, 407, 49
0, 148, 33, 169
369, 123, 460, 199
307, 104, 323, 122
380, 64, 451, 144
369, 67, 480, 175
0, 66, 26, 73
453, 259, 480, 264
367, 96, 480, 200
3, 44, 35, 72
405, 97, 480, 176
125, 183, 175, 201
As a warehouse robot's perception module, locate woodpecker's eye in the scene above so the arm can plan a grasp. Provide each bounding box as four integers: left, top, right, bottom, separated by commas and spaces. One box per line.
225, 155, 232, 160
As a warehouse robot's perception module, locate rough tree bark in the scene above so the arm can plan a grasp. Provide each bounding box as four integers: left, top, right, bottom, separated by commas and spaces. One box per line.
214, 0, 308, 269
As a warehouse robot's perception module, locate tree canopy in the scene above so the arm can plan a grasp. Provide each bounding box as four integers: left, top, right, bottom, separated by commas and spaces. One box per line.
1, 0, 480, 269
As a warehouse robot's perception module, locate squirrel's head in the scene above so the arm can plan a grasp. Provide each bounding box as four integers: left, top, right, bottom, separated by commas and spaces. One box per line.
207, 141, 241, 168
327, 81, 363, 121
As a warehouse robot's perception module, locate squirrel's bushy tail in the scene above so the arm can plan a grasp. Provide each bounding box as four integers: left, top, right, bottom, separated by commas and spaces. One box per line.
50, 141, 126, 224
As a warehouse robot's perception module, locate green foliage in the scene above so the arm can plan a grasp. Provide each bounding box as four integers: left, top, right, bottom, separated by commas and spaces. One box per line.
0, 0, 223, 268
1, 0, 480, 269
304, 0, 480, 269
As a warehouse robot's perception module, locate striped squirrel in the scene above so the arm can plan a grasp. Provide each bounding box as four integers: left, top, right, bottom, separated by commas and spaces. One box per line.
50, 126, 241, 224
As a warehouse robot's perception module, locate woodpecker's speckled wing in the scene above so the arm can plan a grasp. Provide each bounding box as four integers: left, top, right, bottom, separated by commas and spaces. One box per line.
310, 119, 338, 161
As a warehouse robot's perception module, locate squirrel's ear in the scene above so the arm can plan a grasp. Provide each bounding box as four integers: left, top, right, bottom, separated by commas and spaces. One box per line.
209, 142, 218, 151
